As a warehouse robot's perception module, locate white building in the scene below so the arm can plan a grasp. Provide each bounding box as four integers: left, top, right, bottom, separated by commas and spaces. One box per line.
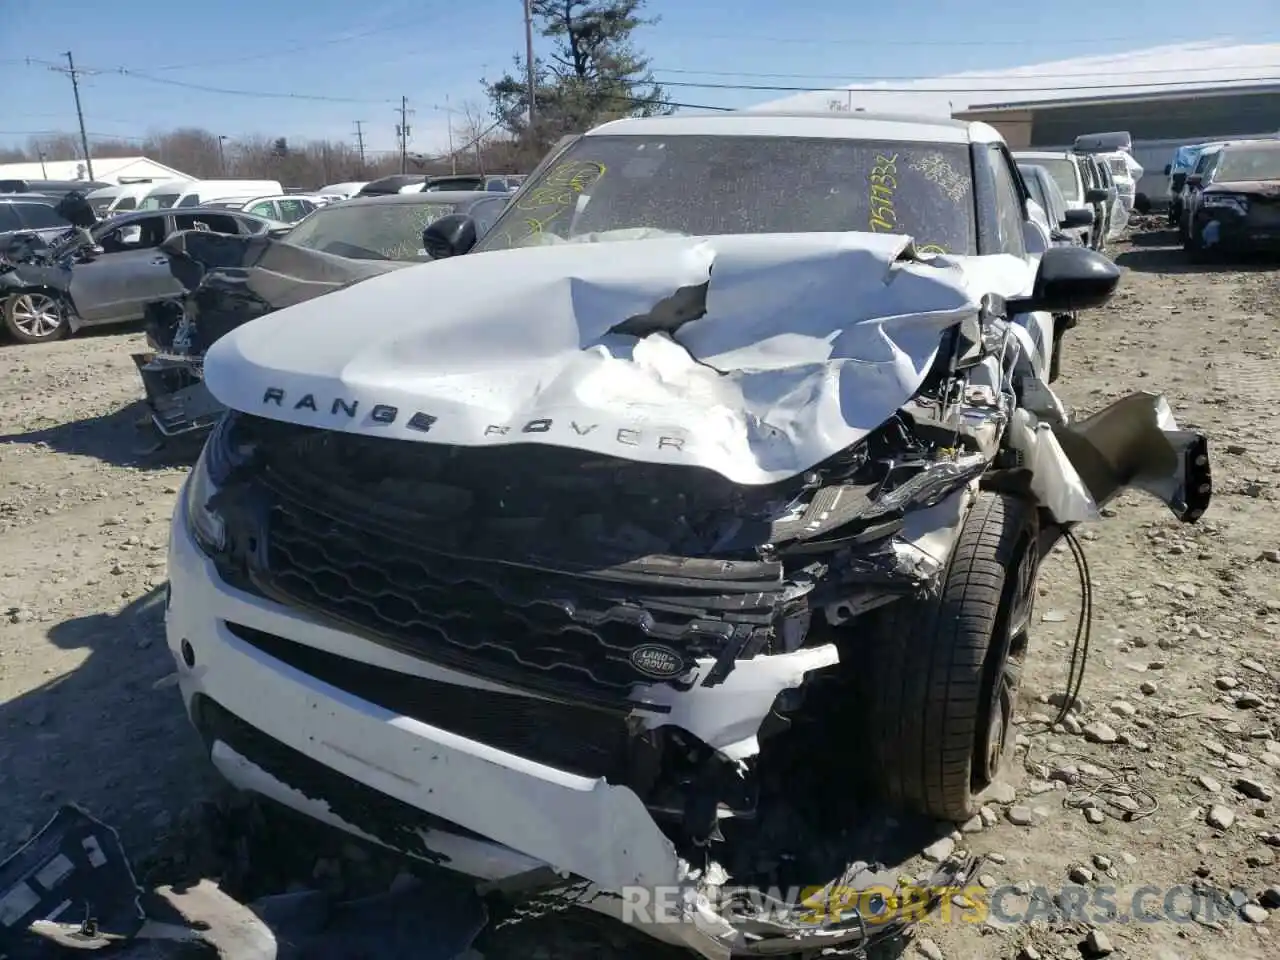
0, 155, 192, 185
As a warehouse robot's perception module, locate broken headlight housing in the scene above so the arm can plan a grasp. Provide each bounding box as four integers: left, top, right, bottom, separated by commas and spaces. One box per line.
185, 421, 230, 553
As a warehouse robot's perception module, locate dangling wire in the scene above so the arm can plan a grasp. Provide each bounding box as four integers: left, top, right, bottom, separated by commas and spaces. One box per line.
1052, 527, 1093, 725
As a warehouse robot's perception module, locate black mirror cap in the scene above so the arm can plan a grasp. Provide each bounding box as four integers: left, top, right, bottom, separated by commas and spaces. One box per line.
1164, 164, 1172, 176
1084, 188, 1109, 205
422, 214, 477, 259
1060, 207, 1095, 229
1006, 245, 1120, 316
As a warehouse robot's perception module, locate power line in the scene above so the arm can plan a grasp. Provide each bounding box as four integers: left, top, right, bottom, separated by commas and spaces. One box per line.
657, 31, 1280, 48
650, 62, 1280, 82
108, 69, 399, 105
652, 75, 1280, 95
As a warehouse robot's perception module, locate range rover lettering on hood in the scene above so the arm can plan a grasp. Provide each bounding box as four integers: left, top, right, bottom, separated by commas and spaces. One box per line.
258, 386, 689, 451
203, 230, 1026, 485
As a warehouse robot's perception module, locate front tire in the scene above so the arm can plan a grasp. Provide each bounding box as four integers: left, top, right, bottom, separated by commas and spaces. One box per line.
863, 492, 1039, 821
3, 291, 70, 343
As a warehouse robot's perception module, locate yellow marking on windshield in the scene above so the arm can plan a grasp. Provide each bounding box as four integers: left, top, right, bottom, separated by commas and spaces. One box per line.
868, 153, 899, 232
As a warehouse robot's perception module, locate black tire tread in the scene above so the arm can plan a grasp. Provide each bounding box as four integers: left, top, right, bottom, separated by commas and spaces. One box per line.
865, 491, 1033, 821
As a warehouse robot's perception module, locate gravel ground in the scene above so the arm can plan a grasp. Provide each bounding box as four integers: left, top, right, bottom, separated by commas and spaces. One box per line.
0, 223, 1277, 960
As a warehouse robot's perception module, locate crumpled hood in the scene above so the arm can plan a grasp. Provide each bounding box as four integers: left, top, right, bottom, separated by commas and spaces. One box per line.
205, 231, 1023, 485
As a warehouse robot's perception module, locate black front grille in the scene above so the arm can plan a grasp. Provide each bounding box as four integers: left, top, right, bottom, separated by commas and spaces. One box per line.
248, 473, 786, 704
225, 622, 633, 779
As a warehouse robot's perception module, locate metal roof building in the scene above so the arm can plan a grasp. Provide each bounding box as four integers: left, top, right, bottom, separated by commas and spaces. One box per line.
0, 156, 191, 185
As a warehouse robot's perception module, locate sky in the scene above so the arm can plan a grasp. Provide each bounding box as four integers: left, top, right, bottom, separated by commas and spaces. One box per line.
2, 0, 1280, 162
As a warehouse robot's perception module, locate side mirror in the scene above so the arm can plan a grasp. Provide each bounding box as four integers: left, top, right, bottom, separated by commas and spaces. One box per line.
1163, 164, 1172, 176
1171, 172, 1188, 191
1186, 174, 1203, 188
1060, 207, 1095, 229
1006, 245, 1120, 316
1084, 188, 1109, 205
422, 214, 477, 259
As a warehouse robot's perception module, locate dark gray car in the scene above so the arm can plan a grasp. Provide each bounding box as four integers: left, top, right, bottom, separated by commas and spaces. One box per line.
0, 207, 277, 343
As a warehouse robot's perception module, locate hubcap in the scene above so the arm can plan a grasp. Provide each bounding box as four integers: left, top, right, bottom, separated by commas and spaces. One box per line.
10, 294, 63, 338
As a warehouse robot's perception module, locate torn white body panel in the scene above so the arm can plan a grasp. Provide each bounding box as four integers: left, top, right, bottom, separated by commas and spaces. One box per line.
203, 231, 1034, 485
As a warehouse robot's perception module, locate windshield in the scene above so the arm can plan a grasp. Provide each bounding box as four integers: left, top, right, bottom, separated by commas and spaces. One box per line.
476, 134, 977, 255
1031, 158, 1080, 201
139, 193, 180, 210
1214, 147, 1280, 182
283, 199, 461, 260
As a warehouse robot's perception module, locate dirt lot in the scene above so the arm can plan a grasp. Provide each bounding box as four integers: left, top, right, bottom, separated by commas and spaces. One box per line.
1, 225, 1278, 960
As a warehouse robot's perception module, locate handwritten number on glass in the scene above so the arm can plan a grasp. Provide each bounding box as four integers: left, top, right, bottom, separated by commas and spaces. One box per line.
869, 154, 898, 232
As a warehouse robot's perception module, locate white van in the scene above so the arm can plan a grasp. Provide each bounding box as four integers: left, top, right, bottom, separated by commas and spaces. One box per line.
90, 178, 193, 216
170, 180, 284, 208
136, 180, 199, 210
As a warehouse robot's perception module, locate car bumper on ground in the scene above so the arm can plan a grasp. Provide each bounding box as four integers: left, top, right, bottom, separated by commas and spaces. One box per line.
163, 493, 868, 960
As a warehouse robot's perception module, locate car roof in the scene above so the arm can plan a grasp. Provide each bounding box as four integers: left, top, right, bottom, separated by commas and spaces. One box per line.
330, 190, 496, 207
102, 206, 268, 225
585, 110, 999, 145
0, 194, 58, 204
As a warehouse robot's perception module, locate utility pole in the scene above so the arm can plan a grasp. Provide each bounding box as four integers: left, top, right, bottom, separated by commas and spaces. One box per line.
445, 95, 456, 174
49, 51, 95, 180
38, 150, 48, 178
523, 0, 536, 132
395, 96, 412, 174
353, 120, 366, 173
217, 135, 228, 174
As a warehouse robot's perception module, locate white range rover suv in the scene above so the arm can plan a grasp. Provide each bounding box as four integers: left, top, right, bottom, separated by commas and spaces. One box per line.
166, 111, 1210, 958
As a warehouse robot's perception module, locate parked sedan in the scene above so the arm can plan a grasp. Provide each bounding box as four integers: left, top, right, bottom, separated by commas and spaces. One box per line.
0, 207, 279, 343
1018, 162, 1093, 247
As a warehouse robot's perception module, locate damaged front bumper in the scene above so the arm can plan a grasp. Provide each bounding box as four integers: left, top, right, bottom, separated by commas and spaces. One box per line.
131, 353, 224, 439
164, 389, 1211, 958
168, 493, 973, 958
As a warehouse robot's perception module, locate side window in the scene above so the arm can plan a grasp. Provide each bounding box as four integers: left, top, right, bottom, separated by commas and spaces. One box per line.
277, 198, 308, 221
249, 201, 277, 219
16, 203, 68, 229
173, 213, 239, 234
987, 146, 1027, 257
1202, 152, 1223, 183
100, 219, 162, 252
114, 196, 137, 211
0, 205, 21, 232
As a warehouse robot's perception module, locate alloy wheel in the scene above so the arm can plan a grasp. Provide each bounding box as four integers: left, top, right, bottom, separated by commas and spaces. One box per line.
9, 293, 64, 339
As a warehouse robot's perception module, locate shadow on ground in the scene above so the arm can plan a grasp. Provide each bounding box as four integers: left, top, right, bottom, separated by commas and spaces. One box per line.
0, 398, 205, 469
0, 585, 216, 856
1115, 244, 1280, 275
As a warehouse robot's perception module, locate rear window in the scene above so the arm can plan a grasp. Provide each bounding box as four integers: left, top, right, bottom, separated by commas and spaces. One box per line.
140, 193, 182, 210
16, 203, 68, 229
284, 199, 460, 260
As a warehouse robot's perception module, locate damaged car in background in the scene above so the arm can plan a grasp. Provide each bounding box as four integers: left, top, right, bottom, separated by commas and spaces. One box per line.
0, 207, 281, 344
165, 113, 1213, 960
134, 190, 511, 442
